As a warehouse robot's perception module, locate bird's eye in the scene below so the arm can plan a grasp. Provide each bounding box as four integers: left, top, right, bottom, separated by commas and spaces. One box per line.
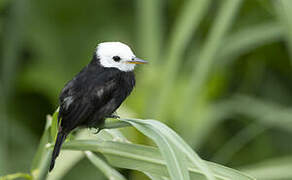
112, 56, 121, 62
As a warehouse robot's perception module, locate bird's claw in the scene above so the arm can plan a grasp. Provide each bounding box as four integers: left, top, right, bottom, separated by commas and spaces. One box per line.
93, 114, 120, 134
93, 127, 103, 134
106, 114, 120, 119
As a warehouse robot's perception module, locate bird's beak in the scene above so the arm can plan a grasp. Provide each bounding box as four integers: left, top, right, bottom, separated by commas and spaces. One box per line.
125, 57, 148, 64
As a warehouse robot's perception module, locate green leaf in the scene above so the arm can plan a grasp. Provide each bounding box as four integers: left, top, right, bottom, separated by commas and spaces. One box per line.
85, 151, 127, 180
101, 120, 131, 130
48, 127, 128, 180
275, 0, 292, 60
100, 126, 169, 180
240, 156, 292, 180
47, 129, 97, 180
50, 108, 59, 142
35, 149, 52, 180
31, 115, 52, 173
120, 118, 215, 180
47, 150, 84, 180
0, 173, 32, 180
120, 119, 190, 180
31, 112, 61, 180
145, 173, 169, 180
62, 140, 254, 180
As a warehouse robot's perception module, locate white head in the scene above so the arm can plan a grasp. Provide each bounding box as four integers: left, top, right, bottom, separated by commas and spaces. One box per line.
96, 42, 147, 72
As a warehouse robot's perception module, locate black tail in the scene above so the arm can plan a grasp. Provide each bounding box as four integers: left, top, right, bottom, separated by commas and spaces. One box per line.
49, 131, 67, 172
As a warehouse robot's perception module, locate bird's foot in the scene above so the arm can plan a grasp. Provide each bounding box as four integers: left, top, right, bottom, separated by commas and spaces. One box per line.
93, 128, 103, 134
91, 124, 105, 134
106, 114, 120, 119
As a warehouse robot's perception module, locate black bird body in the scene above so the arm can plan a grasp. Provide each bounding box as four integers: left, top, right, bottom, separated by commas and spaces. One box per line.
59, 56, 135, 131
49, 42, 146, 171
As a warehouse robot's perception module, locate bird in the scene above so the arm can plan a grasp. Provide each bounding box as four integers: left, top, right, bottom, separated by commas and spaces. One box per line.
49, 42, 147, 171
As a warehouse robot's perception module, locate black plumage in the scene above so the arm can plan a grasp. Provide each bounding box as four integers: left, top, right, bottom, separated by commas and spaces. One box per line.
49, 54, 136, 171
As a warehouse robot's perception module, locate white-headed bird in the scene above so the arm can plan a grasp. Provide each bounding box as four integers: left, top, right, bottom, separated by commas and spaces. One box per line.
49, 42, 147, 171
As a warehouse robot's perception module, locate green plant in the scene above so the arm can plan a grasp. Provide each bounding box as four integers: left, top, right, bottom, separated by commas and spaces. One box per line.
1, 110, 254, 180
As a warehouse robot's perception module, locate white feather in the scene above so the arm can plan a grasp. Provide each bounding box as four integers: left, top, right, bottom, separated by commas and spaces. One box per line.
96, 88, 104, 97
63, 96, 74, 110
96, 42, 136, 72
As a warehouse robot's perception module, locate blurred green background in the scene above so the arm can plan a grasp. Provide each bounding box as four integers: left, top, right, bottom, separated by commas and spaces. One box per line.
1, 0, 292, 179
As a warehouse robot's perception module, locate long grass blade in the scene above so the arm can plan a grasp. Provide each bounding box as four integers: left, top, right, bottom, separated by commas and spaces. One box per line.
221, 95, 292, 131
121, 118, 215, 180
176, 0, 242, 127
47, 150, 84, 180
189, 94, 292, 147
121, 119, 190, 180
136, 0, 162, 65
145, 173, 169, 180
185, 95, 292, 151
275, 0, 292, 62
35, 149, 52, 180
0, 173, 32, 180
218, 22, 284, 65
50, 108, 59, 142
240, 156, 292, 180
85, 151, 127, 180
154, 0, 211, 120
47, 129, 100, 180
100, 124, 172, 180
31, 116, 52, 174
62, 140, 255, 180
212, 123, 267, 163
0, 0, 28, 173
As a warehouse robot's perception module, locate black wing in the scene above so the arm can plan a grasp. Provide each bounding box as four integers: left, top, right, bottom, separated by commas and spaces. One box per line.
58, 65, 121, 132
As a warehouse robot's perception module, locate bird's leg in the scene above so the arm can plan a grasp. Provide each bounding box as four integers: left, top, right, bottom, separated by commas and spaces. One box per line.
93, 128, 102, 134
105, 112, 120, 119
91, 113, 130, 135
106, 114, 120, 119
91, 113, 119, 134
91, 121, 105, 134
93, 124, 105, 134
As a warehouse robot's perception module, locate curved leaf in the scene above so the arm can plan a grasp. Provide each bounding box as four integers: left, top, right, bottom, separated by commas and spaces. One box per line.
62, 140, 254, 180
120, 118, 215, 180
85, 151, 127, 180
120, 119, 190, 180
